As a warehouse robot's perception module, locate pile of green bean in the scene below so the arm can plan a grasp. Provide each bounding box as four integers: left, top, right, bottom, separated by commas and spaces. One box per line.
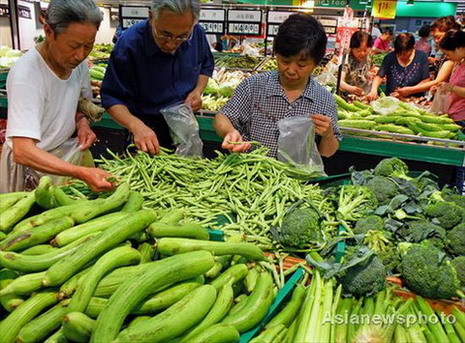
94, 148, 326, 248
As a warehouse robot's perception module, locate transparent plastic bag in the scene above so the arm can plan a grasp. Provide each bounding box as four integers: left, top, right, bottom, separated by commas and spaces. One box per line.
161, 102, 203, 158
371, 96, 402, 115
277, 116, 325, 176
314, 61, 338, 86
429, 88, 452, 115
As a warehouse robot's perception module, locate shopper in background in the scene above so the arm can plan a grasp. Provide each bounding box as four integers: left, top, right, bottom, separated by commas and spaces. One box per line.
0, 0, 114, 193
394, 16, 459, 98
371, 23, 382, 40
339, 31, 374, 98
367, 33, 430, 100
414, 25, 431, 56
101, 0, 214, 155
372, 28, 393, 54
214, 14, 341, 159
436, 30, 465, 125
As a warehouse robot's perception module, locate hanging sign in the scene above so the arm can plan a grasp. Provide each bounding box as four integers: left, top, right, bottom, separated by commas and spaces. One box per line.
0, 5, 9, 17
199, 9, 225, 34
227, 9, 262, 36
267, 11, 293, 37
18, 5, 31, 19
119, 5, 150, 29
372, 0, 397, 19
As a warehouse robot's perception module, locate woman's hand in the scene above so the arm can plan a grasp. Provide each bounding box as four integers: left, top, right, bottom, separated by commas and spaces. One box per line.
76, 116, 96, 150
365, 90, 379, 102
350, 86, 365, 96
312, 114, 333, 138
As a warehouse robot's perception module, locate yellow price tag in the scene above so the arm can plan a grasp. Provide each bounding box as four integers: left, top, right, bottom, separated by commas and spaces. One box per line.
372, 0, 397, 19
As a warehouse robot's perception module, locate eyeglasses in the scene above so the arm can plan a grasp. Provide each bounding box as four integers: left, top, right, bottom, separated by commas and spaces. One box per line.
152, 25, 192, 43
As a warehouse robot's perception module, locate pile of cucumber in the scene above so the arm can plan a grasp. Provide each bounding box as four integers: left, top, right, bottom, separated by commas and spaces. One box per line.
0, 177, 276, 343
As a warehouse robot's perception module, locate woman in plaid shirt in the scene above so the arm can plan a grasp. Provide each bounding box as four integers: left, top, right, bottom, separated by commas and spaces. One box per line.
213, 14, 341, 159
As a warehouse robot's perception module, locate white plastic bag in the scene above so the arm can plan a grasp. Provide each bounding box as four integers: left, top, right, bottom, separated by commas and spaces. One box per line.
371, 96, 402, 115
161, 102, 203, 158
277, 116, 325, 176
429, 88, 452, 115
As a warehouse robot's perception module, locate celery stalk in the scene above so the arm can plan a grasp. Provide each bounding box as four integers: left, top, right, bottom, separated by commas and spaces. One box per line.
334, 298, 353, 343
416, 297, 450, 343
319, 278, 334, 343
394, 325, 409, 343
454, 322, 465, 343
302, 271, 323, 342
329, 284, 342, 343
293, 277, 317, 342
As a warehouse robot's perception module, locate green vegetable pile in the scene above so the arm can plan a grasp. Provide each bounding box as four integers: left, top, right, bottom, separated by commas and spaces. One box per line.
215, 54, 263, 69
336, 95, 462, 141
370, 52, 387, 67
88, 43, 113, 60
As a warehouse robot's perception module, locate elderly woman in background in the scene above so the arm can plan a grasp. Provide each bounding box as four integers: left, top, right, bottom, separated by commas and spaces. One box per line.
339, 31, 374, 98
394, 16, 460, 98
0, 0, 114, 193
366, 33, 430, 100
372, 27, 393, 54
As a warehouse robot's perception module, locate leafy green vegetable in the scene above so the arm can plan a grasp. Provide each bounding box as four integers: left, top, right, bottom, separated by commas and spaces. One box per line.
425, 201, 463, 230
446, 223, 465, 256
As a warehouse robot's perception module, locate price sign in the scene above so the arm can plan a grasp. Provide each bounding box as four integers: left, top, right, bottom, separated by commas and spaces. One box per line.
314, 0, 347, 7
199, 9, 225, 34
372, 0, 397, 19
0, 5, 9, 17
227, 10, 262, 36
267, 11, 293, 37
18, 5, 31, 19
119, 5, 150, 29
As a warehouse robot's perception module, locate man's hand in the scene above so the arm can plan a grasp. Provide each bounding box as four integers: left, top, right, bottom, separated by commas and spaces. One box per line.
185, 90, 202, 112
312, 114, 333, 138
77, 167, 115, 192
131, 121, 160, 155
76, 116, 96, 150
222, 129, 251, 153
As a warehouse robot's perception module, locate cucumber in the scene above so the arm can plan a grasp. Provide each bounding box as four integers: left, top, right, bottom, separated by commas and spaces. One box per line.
222, 272, 275, 333
210, 264, 249, 290
244, 267, 259, 293
185, 324, 240, 343
0, 278, 24, 312
148, 222, 210, 240
17, 301, 68, 343
86, 281, 203, 317
0, 192, 28, 214
266, 284, 305, 329
157, 238, 265, 261
0, 271, 46, 296
0, 233, 96, 272
90, 251, 215, 342
250, 324, 285, 343
137, 242, 155, 264
0, 292, 59, 343
53, 187, 82, 206
128, 316, 151, 328
0, 192, 36, 232
93, 263, 153, 297
62, 312, 95, 342
52, 212, 128, 247
181, 281, 234, 342
43, 329, 67, 343
121, 191, 144, 212
205, 262, 223, 279
43, 209, 157, 286
59, 266, 91, 298
115, 285, 217, 343
35, 176, 58, 209
68, 246, 141, 313
22, 244, 58, 255
229, 294, 249, 315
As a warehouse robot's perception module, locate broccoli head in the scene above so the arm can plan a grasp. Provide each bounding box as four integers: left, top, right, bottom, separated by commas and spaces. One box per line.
425, 202, 463, 230
276, 207, 324, 251
354, 215, 384, 235
442, 190, 465, 208
374, 158, 410, 180
335, 185, 378, 222
378, 244, 401, 273
403, 220, 446, 249
451, 256, 465, 288
338, 246, 387, 297
362, 230, 400, 273
399, 242, 461, 299
366, 176, 399, 205
446, 223, 465, 256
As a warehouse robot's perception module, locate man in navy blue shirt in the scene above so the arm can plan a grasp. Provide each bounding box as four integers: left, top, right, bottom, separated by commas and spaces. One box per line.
101, 0, 214, 154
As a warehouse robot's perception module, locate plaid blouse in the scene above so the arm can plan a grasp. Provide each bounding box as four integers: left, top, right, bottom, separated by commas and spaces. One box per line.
221, 71, 341, 158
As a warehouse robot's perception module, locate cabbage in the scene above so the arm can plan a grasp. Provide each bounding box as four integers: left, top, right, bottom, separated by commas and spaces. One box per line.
204, 78, 220, 95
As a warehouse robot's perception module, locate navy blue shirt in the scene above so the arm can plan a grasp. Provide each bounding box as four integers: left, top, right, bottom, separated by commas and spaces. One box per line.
377, 50, 430, 97
101, 20, 214, 118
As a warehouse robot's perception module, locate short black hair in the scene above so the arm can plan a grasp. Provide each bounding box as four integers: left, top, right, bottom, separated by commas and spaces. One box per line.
273, 14, 327, 65
439, 30, 465, 51
431, 16, 461, 33
418, 25, 431, 38
382, 27, 393, 36
394, 33, 415, 54
350, 30, 373, 49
